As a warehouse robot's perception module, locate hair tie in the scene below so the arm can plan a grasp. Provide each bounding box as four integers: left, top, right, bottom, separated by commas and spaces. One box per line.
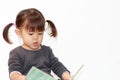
13, 23, 16, 27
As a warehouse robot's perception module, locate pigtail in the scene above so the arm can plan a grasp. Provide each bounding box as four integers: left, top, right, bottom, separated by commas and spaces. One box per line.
3, 23, 13, 44
46, 20, 57, 37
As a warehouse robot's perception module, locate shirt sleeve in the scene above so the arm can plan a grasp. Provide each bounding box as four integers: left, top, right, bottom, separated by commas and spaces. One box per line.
8, 50, 24, 75
48, 48, 70, 78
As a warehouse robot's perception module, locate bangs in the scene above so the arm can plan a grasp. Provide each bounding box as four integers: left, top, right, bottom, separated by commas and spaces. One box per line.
24, 16, 45, 32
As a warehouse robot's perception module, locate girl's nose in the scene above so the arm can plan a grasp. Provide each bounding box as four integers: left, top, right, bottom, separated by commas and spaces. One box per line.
33, 35, 38, 40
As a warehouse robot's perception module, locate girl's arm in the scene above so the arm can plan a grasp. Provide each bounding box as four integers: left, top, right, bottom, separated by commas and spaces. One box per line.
10, 71, 25, 80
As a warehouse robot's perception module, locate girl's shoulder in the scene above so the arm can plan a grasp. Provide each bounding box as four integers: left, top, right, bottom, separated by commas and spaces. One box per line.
10, 46, 22, 52
41, 45, 52, 51
9, 46, 24, 56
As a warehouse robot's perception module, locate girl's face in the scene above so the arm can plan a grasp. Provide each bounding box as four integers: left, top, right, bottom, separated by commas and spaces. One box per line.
16, 27, 44, 51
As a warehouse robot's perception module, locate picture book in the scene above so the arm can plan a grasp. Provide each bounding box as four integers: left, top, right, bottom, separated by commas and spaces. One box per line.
26, 66, 56, 80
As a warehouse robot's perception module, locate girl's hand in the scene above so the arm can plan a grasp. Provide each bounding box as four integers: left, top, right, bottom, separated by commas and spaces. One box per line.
13, 75, 26, 80
10, 71, 26, 80
19, 75, 26, 80
62, 71, 73, 80
63, 77, 73, 80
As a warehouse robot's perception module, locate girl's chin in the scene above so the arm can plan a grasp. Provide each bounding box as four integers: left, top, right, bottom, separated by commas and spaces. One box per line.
31, 46, 40, 50
22, 44, 40, 50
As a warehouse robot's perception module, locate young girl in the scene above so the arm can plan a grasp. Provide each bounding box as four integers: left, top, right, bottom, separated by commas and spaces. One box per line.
3, 8, 72, 80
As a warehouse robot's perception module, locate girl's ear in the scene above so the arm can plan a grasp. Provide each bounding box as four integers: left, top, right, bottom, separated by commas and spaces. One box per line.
15, 29, 22, 38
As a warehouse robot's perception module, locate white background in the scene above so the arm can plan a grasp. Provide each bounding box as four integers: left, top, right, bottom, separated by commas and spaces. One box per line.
0, 0, 120, 80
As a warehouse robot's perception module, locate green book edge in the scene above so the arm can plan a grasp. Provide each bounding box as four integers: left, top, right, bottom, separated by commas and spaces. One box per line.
26, 66, 56, 80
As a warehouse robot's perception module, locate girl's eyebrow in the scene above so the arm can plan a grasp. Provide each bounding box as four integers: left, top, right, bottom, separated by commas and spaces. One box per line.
39, 31, 43, 33
27, 31, 43, 33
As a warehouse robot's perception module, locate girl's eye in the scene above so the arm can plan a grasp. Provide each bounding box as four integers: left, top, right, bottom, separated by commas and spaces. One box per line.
28, 33, 33, 35
38, 33, 43, 35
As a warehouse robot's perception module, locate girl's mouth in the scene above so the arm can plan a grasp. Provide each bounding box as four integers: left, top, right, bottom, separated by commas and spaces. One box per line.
33, 42, 38, 47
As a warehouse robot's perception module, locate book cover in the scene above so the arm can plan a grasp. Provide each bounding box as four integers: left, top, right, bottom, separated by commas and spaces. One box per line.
26, 66, 56, 80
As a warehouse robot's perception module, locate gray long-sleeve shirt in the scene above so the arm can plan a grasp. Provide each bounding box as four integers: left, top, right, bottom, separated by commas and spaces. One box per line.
8, 45, 69, 78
